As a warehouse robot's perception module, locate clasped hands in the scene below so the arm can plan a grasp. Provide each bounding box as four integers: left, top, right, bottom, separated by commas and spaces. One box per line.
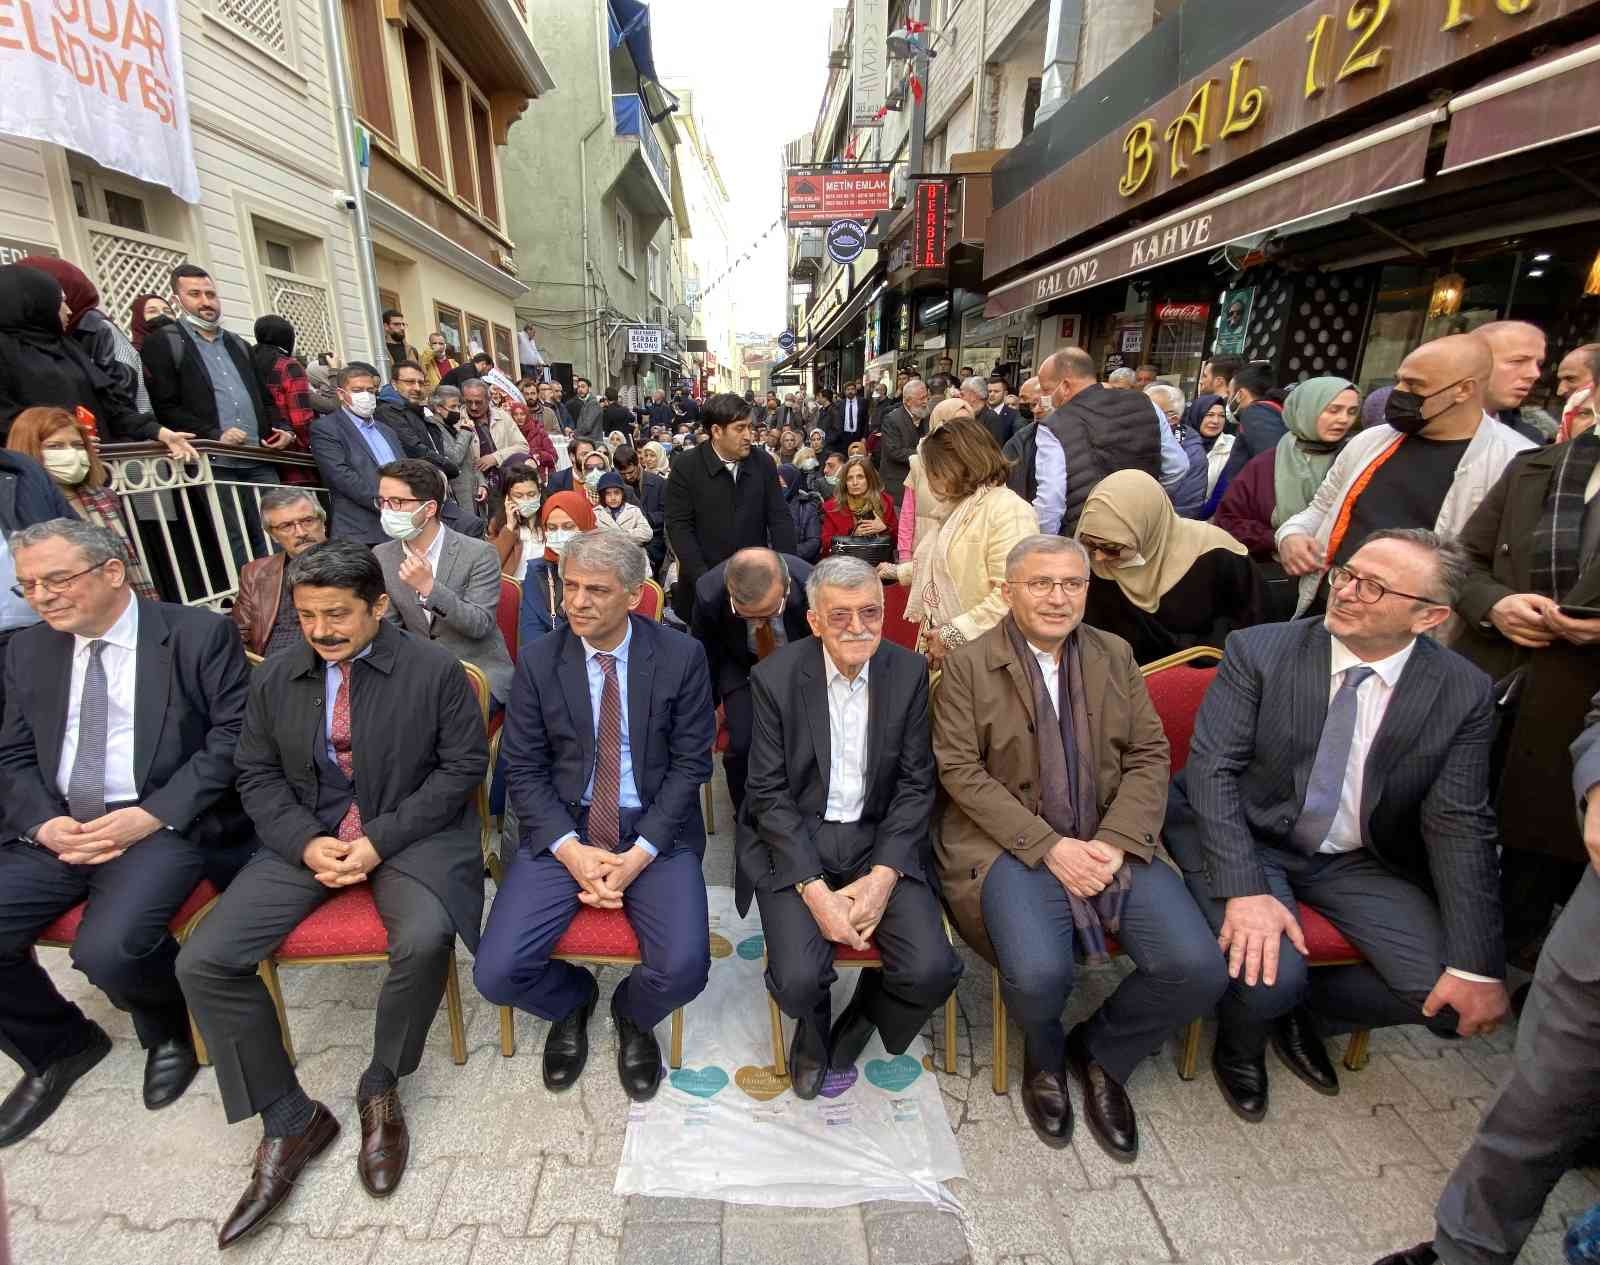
1044, 836, 1124, 899
557, 841, 652, 909
802, 864, 898, 951
302, 835, 382, 888
35, 807, 163, 865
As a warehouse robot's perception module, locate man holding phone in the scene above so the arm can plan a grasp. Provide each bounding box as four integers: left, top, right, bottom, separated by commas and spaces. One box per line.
1454, 429, 1600, 980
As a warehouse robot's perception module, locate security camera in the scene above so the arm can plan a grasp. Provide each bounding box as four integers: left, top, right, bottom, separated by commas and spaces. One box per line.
334, 191, 357, 211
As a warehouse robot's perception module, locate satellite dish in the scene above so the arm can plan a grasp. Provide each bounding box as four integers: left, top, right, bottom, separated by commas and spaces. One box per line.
670, 303, 694, 325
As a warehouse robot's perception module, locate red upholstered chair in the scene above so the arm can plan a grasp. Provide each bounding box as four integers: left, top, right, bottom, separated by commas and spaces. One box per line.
635, 579, 665, 621
496, 576, 522, 664
882, 581, 920, 651
702, 705, 729, 835
36, 881, 221, 1064
495, 904, 686, 1066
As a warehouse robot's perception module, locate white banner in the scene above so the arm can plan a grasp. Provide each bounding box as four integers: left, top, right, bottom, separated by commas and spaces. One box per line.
0, 0, 200, 203
851, 0, 888, 128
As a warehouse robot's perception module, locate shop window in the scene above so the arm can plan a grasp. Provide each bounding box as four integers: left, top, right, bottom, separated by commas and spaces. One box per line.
402, 25, 443, 181
440, 64, 475, 207
466, 313, 490, 358
470, 98, 499, 225
1356, 257, 1511, 393
493, 323, 514, 375
342, 0, 394, 140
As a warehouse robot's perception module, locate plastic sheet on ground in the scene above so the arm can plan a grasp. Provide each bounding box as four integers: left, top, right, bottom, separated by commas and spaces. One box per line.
615, 886, 965, 1208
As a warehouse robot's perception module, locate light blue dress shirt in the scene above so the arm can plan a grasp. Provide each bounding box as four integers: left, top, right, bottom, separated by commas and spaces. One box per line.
348, 410, 398, 467
1031, 406, 1191, 535
323, 645, 374, 765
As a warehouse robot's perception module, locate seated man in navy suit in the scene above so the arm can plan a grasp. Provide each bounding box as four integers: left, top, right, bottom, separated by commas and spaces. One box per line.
475, 531, 715, 1102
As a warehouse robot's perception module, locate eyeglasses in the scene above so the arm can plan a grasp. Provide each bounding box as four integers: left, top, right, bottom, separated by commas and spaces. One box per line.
1080, 537, 1130, 560
1019, 577, 1089, 598
373, 496, 425, 511
10, 559, 110, 598
821, 605, 884, 630
1328, 565, 1444, 607
267, 515, 323, 535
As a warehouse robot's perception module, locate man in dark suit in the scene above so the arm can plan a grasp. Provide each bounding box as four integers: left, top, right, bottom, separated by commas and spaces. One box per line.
475, 532, 715, 1103
664, 392, 798, 624
985, 375, 1018, 444
178, 541, 487, 1246
877, 379, 929, 505
0, 519, 251, 1146
691, 549, 811, 814
737, 557, 962, 1099
824, 383, 869, 455
309, 361, 404, 545
1166, 528, 1508, 1122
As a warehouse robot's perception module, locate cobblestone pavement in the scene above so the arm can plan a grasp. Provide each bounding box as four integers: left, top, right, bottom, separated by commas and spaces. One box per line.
4, 774, 1592, 1265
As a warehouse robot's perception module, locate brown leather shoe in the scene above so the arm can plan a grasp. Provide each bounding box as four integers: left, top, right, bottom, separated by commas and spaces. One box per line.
356, 1087, 409, 1197
218, 1103, 339, 1249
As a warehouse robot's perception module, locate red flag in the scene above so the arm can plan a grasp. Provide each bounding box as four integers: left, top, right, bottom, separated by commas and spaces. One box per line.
910, 72, 924, 103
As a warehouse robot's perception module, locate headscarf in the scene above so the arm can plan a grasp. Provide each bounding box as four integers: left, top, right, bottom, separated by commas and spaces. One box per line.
252, 314, 295, 384
1360, 386, 1393, 431
1076, 469, 1248, 613
929, 397, 973, 433
777, 461, 801, 502
129, 292, 166, 349
539, 489, 595, 563
17, 257, 98, 332
1560, 387, 1596, 443
1272, 376, 1358, 528
0, 264, 66, 345
1183, 393, 1225, 450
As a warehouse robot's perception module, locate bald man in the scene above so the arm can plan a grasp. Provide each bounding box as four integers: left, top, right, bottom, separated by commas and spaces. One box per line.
1277, 333, 1536, 618
1556, 342, 1600, 401
1478, 321, 1549, 443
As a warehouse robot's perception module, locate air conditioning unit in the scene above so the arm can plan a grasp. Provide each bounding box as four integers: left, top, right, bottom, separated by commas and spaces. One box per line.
797, 229, 824, 260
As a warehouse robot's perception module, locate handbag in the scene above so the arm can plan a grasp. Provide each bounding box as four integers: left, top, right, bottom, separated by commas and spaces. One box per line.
829, 533, 895, 565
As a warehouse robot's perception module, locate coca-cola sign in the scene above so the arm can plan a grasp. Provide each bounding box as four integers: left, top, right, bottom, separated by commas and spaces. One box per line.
1155, 301, 1211, 323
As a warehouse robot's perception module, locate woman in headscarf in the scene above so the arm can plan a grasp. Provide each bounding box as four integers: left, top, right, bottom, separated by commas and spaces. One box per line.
19, 256, 146, 414
129, 292, 172, 351
1559, 386, 1597, 443
249, 315, 316, 457
1188, 394, 1235, 515
1077, 469, 1266, 665
518, 489, 596, 644
6, 405, 158, 598
1214, 376, 1360, 556
895, 396, 972, 563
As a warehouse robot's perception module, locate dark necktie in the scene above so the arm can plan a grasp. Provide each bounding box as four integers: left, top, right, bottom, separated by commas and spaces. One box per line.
66, 640, 108, 823
589, 653, 622, 850
1291, 665, 1375, 854
754, 621, 777, 661
845, 401, 856, 434
330, 661, 363, 842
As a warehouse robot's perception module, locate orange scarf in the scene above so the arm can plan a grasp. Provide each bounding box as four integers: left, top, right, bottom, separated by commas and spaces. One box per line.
1323, 435, 1405, 566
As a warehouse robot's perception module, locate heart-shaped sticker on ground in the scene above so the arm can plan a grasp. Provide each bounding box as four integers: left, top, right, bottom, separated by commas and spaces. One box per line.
709, 933, 734, 959
864, 1054, 922, 1092
669, 1066, 729, 1099
819, 1065, 858, 1098
735, 934, 765, 960
734, 1065, 789, 1101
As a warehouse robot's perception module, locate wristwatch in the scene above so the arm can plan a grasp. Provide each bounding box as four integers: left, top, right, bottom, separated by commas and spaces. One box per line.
795, 876, 824, 895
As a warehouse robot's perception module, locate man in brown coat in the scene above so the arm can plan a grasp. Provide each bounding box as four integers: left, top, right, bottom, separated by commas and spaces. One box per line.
230, 489, 327, 657
933, 535, 1225, 1159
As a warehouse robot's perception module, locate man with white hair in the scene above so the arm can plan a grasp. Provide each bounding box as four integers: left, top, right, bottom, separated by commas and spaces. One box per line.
961, 375, 1011, 448
1107, 367, 1139, 389
878, 378, 930, 504
736, 556, 962, 1099
1147, 383, 1209, 518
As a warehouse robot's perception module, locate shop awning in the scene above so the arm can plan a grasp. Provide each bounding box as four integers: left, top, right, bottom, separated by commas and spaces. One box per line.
982, 108, 1441, 321
794, 279, 887, 368
1440, 36, 1600, 175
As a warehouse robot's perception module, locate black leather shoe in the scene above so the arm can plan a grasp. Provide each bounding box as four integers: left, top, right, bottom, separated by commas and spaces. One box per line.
829, 976, 879, 1071
1020, 1051, 1074, 1149
1271, 1006, 1339, 1096
0, 1024, 112, 1147
787, 1017, 828, 1101
542, 972, 598, 1092
611, 991, 662, 1103
1066, 1025, 1137, 1162
1371, 1243, 1438, 1265
143, 1036, 200, 1110
1212, 1042, 1269, 1123
218, 1103, 339, 1249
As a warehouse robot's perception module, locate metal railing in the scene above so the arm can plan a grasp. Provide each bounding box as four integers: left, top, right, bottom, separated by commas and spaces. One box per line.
612, 93, 672, 198
103, 441, 326, 611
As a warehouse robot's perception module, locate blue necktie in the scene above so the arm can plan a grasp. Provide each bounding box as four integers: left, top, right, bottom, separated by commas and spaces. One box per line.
1291, 666, 1375, 854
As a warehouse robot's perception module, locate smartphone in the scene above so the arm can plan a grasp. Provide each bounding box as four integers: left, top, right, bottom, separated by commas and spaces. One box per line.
1559, 605, 1600, 620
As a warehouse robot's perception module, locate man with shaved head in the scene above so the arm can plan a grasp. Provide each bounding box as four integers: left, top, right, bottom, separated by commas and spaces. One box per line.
1478, 320, 1549, 443
1555, 342, 1600, 401
1277, 333, 1535, 617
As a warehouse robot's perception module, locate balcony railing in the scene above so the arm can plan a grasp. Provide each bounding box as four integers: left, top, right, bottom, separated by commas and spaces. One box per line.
612, 94, 671, 199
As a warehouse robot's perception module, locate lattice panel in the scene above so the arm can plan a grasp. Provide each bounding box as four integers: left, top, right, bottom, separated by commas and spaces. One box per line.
87, 228, 188, 338
215, 0, 289, 56
1283, 269, 1375, 383
266, 274, 337, 361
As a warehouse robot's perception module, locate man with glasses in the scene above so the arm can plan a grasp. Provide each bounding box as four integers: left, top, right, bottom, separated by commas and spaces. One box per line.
736, 556, 961, 1100
231, 489, 327, 658
0, 519, 251, 1145
933, 536, 1221, 1156
1165, 528, 1508, 1123
690, 548, 812, 814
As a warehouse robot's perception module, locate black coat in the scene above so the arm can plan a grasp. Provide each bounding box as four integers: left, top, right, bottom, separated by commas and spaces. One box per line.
690, 554, 812, 703
234, 622, 489, 947
1082, 547, 1266, 666
0, 450, 73, 534
877, 404, 923, 503
376, 394, 460, 480
665, 441, 798, 622
735, 637, 935, 915
141, 320, 282, 442
623, 468, 668, 569
1044, 384, 1163, 536
977, 405, 1013, 448
0, 598, 255, 883
1003, 421, 1037, 504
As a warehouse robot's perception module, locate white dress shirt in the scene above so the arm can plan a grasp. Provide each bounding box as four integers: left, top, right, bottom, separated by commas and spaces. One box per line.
409, 523, 448, 626
56, 594, 140, 807
843, 397, 859, 434
822, 647, 870, 823
1321, 635, 1494, 984
1027, 640, 1062, 713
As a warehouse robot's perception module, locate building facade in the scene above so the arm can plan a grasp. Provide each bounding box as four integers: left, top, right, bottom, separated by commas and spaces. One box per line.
669, 90, 741, 399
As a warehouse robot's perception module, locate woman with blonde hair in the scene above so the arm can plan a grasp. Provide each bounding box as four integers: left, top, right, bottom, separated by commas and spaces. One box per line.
5, 405, 157, 598
897, 396, 974, 561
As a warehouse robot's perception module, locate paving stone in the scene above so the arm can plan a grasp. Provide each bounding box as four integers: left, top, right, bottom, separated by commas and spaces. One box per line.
1389, 1050, 1499, 1112
619, 1219, 721, 1265
266, 1226, 383, 1265
468, 1224, 575, 1265
625, 1195, 724, 1222
1054, 1178, 1171, 1264
528, 1158, 628, 1236
1400, 1098, 1488, 1170
432, 1155, 543, 1238
953, 1117, 1090, 1193
3, 1204, 97, 1264
1318, 1104, 1440, 1177
1145, 1110, 1269, 1184
569, 1223, 622, 1265
368, 1224, 477, 1262
1142, 1176, 1267, 1260
332, 1157, 454, 1237
71, 1214, 259, 1265
862, 1206, 971, 1265
948, 1180, 1069, 1263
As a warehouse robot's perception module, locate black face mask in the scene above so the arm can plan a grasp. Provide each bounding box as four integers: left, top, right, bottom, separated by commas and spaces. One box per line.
1385, 378, 1466, 436
1017, 403, 1034, 422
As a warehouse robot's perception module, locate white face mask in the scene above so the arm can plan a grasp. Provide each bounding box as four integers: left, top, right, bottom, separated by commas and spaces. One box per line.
181, 308, 222, 333
380, 505, 426, 542
545, 529, 577, 555
583, 469, 604, 491
347, 390, 378, 419
42, 447, 91, 485
513, 498, 541, 520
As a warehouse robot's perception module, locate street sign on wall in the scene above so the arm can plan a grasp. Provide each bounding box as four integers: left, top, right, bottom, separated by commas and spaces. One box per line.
850, 0, 889, 128
627, 327, 665, 355
912, 181, 948, 270
786, 170, 892, 226
826, 219, 866, 265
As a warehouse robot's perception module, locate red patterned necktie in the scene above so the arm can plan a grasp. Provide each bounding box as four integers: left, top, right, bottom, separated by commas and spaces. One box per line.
330, 661, 363, 842
589, 652, 622, 850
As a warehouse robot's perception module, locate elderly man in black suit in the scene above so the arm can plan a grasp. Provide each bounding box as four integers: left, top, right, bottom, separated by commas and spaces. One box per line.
0, 519, 251, 1146
877, 378, 929, 505
665, 392, 797, 624
177, 541, 487, 1247
737, 556, 962, 1099
1165, 528, 1508, 1123
309, 361, 405, 545
690, 549, 811, 814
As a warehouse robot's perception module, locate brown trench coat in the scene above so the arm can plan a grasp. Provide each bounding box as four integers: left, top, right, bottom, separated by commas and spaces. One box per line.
931, 619, 1173, 965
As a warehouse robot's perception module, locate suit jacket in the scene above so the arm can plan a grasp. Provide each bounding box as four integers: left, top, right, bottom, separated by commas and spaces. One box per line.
232, 551, 288, 655
877, 405, 923, 502
690, 554, 812, 702
572, 397, 605, 443
735, 638, 934, 915
504, 615, 715, 857
374, 525, 514, 701
664, 440, 798, 622
234, 622, 488, 946
141, 322, 281, 441
309, 410, 405, 544
1184, 619, 1503, 977
0, 449, 74, 534
0, 598, 254, 876
976, 405, 1013, 448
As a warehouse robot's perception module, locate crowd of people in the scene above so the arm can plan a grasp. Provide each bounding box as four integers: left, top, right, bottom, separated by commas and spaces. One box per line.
0, 250, 1597, 1265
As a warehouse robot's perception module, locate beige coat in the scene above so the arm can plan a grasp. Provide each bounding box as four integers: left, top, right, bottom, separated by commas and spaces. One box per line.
900, 484, 1038, 645
932, 620, 1172, 964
